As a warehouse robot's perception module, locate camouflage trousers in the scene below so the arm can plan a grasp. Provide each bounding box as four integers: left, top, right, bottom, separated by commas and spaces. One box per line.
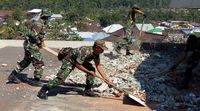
14, 50, 44, 79
115, 36, 135, 52
47, 58, 95, 90
115, 21, 137, 51
117, 36, 133, 48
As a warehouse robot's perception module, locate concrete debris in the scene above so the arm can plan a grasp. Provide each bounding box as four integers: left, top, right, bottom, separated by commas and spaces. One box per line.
101, 51, 200, 110
1, 63, 7, 67
16, 87, 20, 90
167, 33, 184, 43
94, 83, 108, 92
45, 50, 200, 110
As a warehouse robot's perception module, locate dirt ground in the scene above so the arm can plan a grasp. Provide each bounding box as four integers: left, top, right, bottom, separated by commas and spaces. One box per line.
0, 47, 151, 111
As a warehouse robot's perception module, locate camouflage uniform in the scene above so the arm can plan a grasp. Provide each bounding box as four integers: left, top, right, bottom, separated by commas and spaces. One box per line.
38, 40, 108, 99
46, 46, 99, 90
115, 5, 146, 55
16, 29, 45, 79
115, 21, 135, 54
8, 23, 45, 83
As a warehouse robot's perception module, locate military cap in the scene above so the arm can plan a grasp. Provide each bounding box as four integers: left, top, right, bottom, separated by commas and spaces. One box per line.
132, 4, 139, 9
94, 39, 108, 50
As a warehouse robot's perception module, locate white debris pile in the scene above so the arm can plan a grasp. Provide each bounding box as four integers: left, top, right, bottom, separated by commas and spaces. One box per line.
100, 52, 200, 110
44, 51, 200, 110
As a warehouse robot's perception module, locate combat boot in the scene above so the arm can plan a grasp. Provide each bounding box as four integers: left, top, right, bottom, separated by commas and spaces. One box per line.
37, 85, 49, 100
7, 70, 20, 84
83, 89, 99, 97
30, 78, 43, 87
83, 84, 99, 97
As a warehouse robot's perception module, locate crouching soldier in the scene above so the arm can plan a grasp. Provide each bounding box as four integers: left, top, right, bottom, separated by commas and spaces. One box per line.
170, 34, 200, 89
37, 40, 113, 99
7, 21, 46, 86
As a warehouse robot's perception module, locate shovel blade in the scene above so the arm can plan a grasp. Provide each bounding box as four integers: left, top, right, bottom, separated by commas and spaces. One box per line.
127, 94, 146, 106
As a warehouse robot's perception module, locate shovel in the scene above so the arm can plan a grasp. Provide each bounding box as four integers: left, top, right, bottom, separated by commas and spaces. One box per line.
133, 18, 145, 50
94, 74, 146, 106
42, 41, 58, 56
41, 42, 146, 106
139, 18, 145, 38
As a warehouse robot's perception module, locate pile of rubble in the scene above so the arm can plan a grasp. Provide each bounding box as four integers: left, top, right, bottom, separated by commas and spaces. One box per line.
45, 51, 200, 110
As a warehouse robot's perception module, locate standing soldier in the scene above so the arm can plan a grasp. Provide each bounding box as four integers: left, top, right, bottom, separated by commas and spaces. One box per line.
170, 34, 200, 89
7, 21, 46, 86
115, 4, 147, 55
37, 40, 114, 99
127, 4, 146, 27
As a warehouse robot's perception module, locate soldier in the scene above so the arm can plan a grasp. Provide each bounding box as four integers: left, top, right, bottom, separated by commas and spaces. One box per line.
37, 40, 113, 99
116, 4, 147, 55
127, 4, 146, 27
115, 35, 135, 55
7, 21, 46, 86
170, 34, 200, 89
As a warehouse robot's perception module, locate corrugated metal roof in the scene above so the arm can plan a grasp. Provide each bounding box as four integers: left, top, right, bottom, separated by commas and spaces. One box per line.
103, 24, 123, 33
0, 10, 13, 17
77, 32, 94, 38
91, 32, 110, 40
27, 9, 42, 13
135, 24, 154, 32
84, 32, 110, 41
170, 0, 200, 8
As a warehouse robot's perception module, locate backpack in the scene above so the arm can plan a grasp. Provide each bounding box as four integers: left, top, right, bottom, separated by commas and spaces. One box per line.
58, 47, 72, 61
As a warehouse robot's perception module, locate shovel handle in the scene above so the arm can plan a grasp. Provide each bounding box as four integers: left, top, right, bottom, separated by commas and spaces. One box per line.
94, 75, 131, 94
42, 42, 58, 56
43, 47, 58, 56
139, 19, 145, 37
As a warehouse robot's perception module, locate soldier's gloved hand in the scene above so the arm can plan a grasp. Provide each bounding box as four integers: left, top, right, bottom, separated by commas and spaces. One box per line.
143, 14, 147, 19
170, 64, 177, 71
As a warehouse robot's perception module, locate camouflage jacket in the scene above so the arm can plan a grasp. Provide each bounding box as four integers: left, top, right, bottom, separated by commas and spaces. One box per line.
66, 46, 100, 65
23, 29, 45, 53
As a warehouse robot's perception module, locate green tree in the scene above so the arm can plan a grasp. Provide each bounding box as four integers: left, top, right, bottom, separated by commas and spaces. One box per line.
12, 9, 27, 21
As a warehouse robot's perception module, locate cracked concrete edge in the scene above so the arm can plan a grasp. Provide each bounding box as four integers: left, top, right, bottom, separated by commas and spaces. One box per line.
0, 40, 114, 52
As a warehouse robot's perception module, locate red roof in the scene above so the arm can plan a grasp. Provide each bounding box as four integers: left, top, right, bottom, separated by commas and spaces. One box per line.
0, 10, 13, 17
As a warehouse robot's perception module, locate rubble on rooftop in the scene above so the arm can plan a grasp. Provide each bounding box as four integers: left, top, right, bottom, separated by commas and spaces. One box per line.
45, 48, 200, 110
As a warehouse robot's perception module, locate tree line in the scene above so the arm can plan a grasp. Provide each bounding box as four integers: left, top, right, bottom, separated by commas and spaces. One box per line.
0, 0, 200, 40
1, 0, 200, 25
